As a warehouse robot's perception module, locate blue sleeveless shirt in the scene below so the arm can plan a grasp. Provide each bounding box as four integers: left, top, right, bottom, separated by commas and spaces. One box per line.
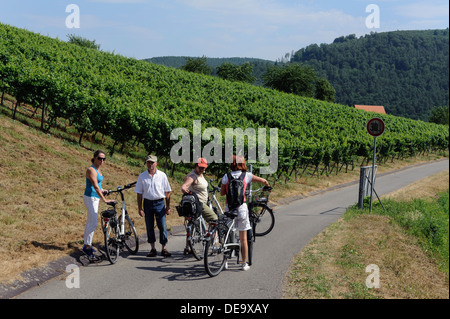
84, 166, 103, 198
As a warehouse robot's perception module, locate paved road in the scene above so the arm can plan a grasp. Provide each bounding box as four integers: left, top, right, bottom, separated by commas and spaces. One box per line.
15, 159, 449, 299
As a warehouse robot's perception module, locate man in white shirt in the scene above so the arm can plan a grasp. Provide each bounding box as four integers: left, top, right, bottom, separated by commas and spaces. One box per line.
135, 155, 172, 257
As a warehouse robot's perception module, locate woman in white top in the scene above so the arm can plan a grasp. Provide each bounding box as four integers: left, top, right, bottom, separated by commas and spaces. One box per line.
220, 155, 269, 271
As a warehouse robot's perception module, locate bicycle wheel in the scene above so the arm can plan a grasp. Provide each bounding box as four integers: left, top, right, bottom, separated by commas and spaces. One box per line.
104, 220, 120, 264
204, 228, 226, 277
124, 214, 139, 255
189, 221, 205, 260
251, 203, 275, 236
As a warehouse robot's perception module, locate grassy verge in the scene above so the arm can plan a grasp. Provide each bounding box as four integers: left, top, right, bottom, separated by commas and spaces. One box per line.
283, 172, 449, 299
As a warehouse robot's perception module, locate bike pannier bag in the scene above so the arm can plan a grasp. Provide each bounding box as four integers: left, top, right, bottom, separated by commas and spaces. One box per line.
176, 192, 202, 218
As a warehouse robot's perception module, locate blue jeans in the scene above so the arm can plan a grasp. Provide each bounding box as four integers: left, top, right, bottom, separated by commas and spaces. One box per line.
143, 199, 168, 246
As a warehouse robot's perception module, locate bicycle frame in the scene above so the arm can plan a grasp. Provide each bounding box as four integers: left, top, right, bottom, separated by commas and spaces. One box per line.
223, 218, 239, 256
102, 181, 139, 264
207, 179, 224, 216
186, 213, 208, 240
107, 182, 136, 236
205, 216, 239, 256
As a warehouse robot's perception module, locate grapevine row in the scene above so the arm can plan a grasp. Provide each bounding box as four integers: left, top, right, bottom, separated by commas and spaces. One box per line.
0, 23, 448, 181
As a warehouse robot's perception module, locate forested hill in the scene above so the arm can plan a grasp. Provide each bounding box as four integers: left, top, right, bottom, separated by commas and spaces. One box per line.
146, 56, 274, 86
291, 29, 449, 121
147, 56, 274, 70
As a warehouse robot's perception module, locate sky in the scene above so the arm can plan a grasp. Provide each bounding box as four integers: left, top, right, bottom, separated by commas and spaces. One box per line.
0, 0, 448, 61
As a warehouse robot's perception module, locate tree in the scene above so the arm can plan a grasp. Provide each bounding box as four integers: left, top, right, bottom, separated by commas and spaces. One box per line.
315, 78, 336, 102
216, 62, 255, 83
429, 106, 449, 125
67, 34, 100, 50
181, 56, 212, 75
263, 63, 317, 97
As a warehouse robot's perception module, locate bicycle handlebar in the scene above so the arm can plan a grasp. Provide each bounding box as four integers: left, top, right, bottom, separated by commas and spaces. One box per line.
246, 185, 272, 195
208, 178, 221, 193
107, 181, 137, 195
208, 177, 272, 197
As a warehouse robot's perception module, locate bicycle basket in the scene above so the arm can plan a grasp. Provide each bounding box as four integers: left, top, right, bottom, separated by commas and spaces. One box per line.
101, 209, 116, 219
254, 191, 270, 203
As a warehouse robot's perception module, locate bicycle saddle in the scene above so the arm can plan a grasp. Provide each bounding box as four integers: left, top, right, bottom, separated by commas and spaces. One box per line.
225, 209, 239, 219
106, 201, 118, 207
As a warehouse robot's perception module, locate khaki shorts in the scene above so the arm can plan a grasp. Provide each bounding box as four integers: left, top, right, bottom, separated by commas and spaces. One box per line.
201, 202, 217, 222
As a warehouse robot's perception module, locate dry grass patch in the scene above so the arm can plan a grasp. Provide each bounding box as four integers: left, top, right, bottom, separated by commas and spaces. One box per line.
0, 114, 185, 284
284, 214, 449, 299
383, 171, 449, 202
283, 171, 449, 299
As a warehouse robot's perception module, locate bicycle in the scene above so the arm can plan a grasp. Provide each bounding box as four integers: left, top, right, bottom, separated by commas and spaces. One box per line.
178, 201, 209, 261
180, 179, 222, 260
203, 209, 255, 277
101, 181, 139, 264
247, 185, 274, 236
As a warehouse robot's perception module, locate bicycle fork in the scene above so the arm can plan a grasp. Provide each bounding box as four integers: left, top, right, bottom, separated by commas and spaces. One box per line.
185, 222, 193, 241
120, 201, 126, 236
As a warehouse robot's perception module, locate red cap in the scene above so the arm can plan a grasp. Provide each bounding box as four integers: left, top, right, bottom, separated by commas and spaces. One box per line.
197, 158, 208, 168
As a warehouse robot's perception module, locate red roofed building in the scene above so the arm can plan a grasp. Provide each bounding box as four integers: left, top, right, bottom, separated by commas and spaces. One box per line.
355, 105, 386, 114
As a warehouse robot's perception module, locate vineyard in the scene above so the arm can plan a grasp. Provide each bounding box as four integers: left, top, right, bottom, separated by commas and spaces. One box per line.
0, 23, 448, 182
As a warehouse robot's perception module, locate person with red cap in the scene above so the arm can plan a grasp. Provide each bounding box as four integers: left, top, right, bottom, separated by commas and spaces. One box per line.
181, 157, 217, 254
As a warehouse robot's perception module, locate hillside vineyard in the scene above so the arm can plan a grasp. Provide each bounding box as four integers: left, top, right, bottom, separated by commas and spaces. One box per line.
0, 23, 448, 181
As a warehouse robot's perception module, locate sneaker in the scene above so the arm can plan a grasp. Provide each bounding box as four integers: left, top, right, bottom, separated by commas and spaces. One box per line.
82, 245, 95, 259
241, 262, 250, 271
224, 262, 229, 270
147, 249, 157, 257
161, 249, 172, 257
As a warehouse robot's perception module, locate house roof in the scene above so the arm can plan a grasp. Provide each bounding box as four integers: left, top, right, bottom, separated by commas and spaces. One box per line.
355, 105, 386, 114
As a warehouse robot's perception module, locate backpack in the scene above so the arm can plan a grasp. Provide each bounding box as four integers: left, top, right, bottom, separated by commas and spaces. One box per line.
176, 192, 202, 218
226, 172, 246, 209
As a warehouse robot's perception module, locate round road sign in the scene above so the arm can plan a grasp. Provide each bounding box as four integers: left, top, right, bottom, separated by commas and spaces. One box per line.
366, 118, 385, 137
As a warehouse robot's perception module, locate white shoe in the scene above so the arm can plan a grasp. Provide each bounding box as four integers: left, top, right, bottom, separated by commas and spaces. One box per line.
224, 262, 229, 270
241, 262, 250, 271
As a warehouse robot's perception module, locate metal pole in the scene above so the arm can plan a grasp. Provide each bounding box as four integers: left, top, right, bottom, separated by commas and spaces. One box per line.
248, 164, 253, 204
369, 137, 377, 213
